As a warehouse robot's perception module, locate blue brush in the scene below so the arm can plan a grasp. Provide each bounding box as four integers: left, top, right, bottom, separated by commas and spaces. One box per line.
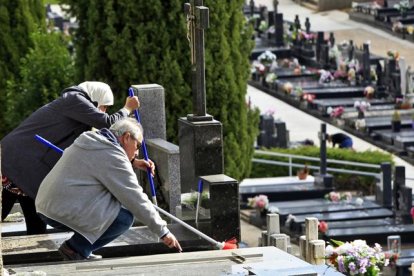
35, 135, 63, 154
128, 87, 157, 206
195, 179, 203, 226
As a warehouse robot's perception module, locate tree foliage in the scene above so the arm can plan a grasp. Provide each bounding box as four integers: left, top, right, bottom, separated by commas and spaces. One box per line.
0, 0, 45, 137
5, 31, 75, 130
61, 0, 259, 180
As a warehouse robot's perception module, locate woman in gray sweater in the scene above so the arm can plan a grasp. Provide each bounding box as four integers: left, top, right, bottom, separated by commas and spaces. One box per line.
1, 81, 140, 234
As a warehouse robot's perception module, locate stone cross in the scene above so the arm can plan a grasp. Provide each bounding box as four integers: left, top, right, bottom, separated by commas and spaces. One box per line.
184, 0, 212, 122
273, 0, 279, 13
305, 17, 311, 34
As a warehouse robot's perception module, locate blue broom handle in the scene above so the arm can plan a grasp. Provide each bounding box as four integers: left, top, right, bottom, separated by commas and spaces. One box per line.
128, 88, 157, 205
35, 135, 64, 154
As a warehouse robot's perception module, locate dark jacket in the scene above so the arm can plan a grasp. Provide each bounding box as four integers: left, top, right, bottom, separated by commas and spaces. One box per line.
330, 133, 352, 148
1, 86, 129, 198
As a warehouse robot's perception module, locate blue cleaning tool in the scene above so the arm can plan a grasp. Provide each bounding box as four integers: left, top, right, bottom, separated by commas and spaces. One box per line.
195, 179, 203, 226
35, 135, 63, 154
128, 87, 157, 206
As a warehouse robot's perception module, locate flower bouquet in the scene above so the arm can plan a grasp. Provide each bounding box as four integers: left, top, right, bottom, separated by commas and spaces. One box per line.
257, 50, 277, 66
247, 194, 269, 212
325, 239, 389, 276
325, 191, 352, 203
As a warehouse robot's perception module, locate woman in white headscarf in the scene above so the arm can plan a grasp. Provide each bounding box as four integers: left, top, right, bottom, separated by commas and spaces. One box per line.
1, 81, 142, 235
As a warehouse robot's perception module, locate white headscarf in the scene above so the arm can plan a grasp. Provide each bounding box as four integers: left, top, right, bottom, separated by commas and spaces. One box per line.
78, 81, 114, 107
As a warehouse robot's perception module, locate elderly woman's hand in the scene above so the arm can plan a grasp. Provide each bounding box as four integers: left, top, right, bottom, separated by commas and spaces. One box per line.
132, 158, 155, 177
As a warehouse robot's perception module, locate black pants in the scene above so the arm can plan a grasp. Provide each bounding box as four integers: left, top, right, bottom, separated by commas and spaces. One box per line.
2, 189, 46, 235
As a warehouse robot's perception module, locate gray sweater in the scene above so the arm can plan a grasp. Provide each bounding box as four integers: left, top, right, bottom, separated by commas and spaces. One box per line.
1, 86, 128, 198
35, 130, 169, 243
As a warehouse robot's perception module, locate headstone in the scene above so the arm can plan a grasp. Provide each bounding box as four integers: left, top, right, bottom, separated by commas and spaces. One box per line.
273, 0, 279, 13
305, 17, 311, 34
266, 213, 280, 245
316, 32, 325, 64
294, 14, 301, 30
376, 162, 392, 208
146, 139, 181, 216
348, 40, 354, 61
328, 32, 335, 48
407, 66, 414, 94
399, 57, 408, 95
200, 174, 240, 243
181, 1, 224, 192
250, 0, 255, 17
320, 44, 330, 69
274, 13, 284, 47
130, 84, 166, 140
314, 124, 333, 188
362, 43, 371, 85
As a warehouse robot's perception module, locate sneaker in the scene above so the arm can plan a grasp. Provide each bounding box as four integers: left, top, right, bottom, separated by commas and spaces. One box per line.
58, 242, 86, 261
87, 253, 102, 260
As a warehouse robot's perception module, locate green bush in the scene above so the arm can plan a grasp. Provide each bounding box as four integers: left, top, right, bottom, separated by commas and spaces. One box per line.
250, 146, 394, 195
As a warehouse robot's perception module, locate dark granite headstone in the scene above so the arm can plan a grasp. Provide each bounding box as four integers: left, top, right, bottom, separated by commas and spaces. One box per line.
314, 123, 333, 188
362, 43, 371, 85
316, 32, 324, 64
274, 13, 284, 47
178, 118, 224, 193
375, 162, 392, 207
305, 17, 311, 34
200, 174, 240, 243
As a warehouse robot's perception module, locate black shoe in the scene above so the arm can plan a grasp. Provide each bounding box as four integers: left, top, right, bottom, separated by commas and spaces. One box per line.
58, 242, 86, 261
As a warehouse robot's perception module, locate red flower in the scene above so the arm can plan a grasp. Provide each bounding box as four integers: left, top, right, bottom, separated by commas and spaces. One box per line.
318, 220, 328, 233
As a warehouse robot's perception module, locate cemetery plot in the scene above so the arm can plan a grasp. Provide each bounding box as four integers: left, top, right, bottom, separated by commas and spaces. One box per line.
239, 176, 331, 203
364, 116, 413, 133
2, 223, 211, 265
372, 128, 414, 145
325, 223, 414, 245
284, 208, 394, 238
270, 198, 383, 225
312, 97, 394, 116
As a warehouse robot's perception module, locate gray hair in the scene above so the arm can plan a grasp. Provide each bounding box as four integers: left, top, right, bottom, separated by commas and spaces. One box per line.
109, 118, 143, 141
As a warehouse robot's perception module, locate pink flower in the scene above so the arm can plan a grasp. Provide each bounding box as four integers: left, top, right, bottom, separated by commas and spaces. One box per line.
411, 207, 414, 219
319, 221, 328, 233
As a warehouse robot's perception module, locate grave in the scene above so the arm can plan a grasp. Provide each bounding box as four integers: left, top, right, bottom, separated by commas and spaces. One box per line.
323, 166, 414, 245
257, 114, 289, 148
5, 246, 344, 276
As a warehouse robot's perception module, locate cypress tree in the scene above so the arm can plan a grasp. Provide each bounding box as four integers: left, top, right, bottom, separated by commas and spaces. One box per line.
62, 0, 258, 180
0, 0, 45, 137
5, 30, 75, 130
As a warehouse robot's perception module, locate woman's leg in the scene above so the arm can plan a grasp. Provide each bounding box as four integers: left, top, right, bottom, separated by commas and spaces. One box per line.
2, 189, 18, 221
19, 195, 47, 235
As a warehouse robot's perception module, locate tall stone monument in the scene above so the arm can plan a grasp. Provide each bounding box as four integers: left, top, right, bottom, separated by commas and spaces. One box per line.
181, 0, 224, 193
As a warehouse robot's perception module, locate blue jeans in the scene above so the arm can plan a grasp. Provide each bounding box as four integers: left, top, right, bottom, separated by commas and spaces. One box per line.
340, 138, 353, 149
38, 208, 134, 258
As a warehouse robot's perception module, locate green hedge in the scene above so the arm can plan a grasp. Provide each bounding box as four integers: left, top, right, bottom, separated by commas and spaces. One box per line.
250, 146, 394, 195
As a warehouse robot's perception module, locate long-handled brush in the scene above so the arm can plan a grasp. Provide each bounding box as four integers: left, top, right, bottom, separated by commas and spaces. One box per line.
35, 135, 238, 251
128, 87, 157, 206
195, 179, 203, 227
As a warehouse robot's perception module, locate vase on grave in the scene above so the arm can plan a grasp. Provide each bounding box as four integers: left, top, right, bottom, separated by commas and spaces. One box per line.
392, 120, 401, 132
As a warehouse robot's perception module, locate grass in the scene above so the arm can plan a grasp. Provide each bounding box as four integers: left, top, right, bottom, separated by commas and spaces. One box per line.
43, 0, 61, 4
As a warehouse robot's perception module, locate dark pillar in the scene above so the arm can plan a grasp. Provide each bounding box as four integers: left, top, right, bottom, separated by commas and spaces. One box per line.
362, 43, 371, 85
275, 13, 284, 47
376, 162, 392, 208
178, 118, 224, 193
315, 123, 333, 188
201, 174, 240, 243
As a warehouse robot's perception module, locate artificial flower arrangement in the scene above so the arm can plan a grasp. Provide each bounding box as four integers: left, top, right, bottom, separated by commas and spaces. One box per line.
394, 0, 410, 15
318, 220, 328, 235
302, 93, 316, 103
325, 191, 352, 203
328, 106, 345, 119
257, 50, 277, 66
265, 72, 278, 84
283, 82, 294, 94
387, 49, 400, 61
325, 239, 389, 276
354, 100, 371, 114
364, 86, 375, 99
247, 194, 269, 211
319, 69, 334, 84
